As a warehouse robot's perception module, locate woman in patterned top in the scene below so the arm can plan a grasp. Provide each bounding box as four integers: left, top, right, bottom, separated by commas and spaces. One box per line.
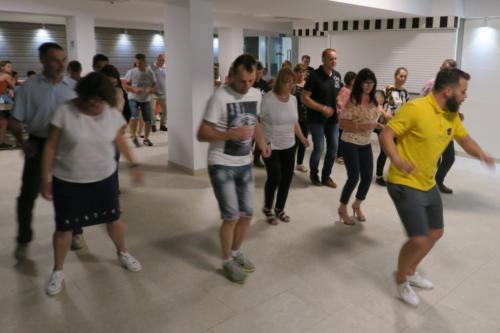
337, 68, 383, 225
375, 67, 409, 186
293, 64, 309, 172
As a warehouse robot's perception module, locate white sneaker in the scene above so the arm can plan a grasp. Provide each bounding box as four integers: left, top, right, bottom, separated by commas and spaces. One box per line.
118, 252, 142, 272
398, 281, 420, 306
407, 272, 434, 289
46, 270, 64, 296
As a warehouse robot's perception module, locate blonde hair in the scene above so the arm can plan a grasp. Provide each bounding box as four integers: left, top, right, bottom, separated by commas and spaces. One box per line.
293, 63, 307, 73
281, 60, 293, 70
272, 68, 297, 95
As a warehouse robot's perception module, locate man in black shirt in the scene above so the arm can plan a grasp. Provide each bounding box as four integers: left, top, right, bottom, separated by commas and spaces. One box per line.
302, 49, 342, 187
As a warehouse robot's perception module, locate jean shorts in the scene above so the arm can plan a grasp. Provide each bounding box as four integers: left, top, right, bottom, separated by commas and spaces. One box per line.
129, 100, 152, 122
208, 164, 254, 220
387, 183, 444, 237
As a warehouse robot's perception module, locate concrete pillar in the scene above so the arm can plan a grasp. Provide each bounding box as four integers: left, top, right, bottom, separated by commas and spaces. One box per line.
164, 0, 213, 173
65, 15, 96, 75
217, 27, 244, 80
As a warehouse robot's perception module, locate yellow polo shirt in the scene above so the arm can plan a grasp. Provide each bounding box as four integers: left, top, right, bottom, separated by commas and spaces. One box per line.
387, 94, 468, 191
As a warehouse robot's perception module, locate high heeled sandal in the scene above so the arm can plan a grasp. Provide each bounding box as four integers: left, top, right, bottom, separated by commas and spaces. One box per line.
274, 209, 291, 223
352, 205, 366, 222
337, 208, 355, 226
262, 207, 278, 225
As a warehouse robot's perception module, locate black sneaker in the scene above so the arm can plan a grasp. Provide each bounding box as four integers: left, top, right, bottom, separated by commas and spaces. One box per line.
151, 125, 157, 132
143, 139, 153, 147
310, 175, 322, 186
160, 125, 168, 131
375, 176, 387, 186
132, 137, 140, 147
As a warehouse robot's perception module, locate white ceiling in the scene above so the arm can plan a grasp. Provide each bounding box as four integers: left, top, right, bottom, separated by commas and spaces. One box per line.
91, 0, 414, 21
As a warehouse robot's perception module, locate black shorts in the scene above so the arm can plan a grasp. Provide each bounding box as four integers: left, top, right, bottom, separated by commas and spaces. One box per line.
387, 183, 443, 237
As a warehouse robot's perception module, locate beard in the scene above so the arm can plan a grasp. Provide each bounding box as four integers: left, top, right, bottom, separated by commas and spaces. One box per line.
445, 95, 460, 113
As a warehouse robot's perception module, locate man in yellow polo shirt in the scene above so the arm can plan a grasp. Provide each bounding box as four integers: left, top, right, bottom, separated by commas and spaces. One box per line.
380, 68, 495, 306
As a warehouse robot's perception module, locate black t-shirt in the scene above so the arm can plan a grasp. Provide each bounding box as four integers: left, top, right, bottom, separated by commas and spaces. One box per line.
253, 79, 271, 95
304, 66, 342, 124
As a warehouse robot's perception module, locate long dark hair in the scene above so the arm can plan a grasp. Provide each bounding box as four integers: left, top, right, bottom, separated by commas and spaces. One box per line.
100, 64, 123, 89
350, 68, 377, 106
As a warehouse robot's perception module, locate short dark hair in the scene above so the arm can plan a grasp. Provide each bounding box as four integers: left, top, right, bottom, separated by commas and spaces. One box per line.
67, 60, 82, 73
230, 54, 256, 75
135, 53, 146, 61
26, 70, 36, 77
350, 68, 378, 106
301, 55, 310, 60
433, 68, 471, 92
256, 61, 264, 71
38, 42, 64, 58
100, 64, 122, 88
75, 72, 117, 107
0, 60, 12, 68
344, 71, 357, 86
92, 54, 109, 68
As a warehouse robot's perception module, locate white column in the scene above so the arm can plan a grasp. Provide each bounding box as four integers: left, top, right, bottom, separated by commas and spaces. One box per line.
165, 0, 213, 173
217, 27, 244, 80
65, 15, 96, 75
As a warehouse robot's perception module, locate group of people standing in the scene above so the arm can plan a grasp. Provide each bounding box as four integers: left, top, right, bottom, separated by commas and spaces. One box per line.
198, 50, 494, 308
4, 41, 495, 306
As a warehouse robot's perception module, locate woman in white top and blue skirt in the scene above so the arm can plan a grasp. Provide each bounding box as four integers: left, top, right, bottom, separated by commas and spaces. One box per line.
338, 68, 383, 225
260, 68, 309, 225
41, 72, 144, 296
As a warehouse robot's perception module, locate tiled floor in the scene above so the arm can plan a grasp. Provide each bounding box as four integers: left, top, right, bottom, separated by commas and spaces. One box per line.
1, 133, 499, 333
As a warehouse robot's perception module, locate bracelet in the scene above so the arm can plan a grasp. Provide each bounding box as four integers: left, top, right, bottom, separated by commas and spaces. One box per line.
129, 163, 140, 169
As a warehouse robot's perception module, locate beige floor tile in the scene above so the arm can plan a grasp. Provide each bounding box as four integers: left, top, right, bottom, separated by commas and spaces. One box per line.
402, 304, 498, 333
305, 304, 399, 333
211, 292, 327, 333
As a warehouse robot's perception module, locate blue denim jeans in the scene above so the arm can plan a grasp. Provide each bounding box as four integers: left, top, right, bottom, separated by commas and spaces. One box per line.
208, 164, 254, 220
308, 122, 339, 181
129, 100, 152, 123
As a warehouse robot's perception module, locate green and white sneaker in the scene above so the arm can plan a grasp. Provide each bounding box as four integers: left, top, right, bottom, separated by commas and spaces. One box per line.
222, 260, 247, 284
233, 252, 255, 273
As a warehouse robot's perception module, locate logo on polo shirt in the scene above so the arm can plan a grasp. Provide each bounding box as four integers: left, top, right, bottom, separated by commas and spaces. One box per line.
447, 128, 452, 135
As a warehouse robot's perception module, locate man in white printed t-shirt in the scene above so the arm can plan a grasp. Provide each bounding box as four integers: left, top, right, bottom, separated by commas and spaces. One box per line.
124, 53, 156, 147
197, 54, 271, 284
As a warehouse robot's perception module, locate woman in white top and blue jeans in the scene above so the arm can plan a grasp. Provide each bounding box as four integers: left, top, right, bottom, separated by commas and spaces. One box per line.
260, 68, 309, 225
41, 73, 144, 296
338, 68, 383, 225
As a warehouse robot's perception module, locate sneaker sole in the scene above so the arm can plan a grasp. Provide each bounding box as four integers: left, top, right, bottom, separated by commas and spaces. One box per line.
222, 269, 247, 284
46, 282, 64, 296
408, 281, 434, 290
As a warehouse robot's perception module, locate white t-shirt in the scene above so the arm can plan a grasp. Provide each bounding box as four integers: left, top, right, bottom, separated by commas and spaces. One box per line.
51, 102, 126, 183
125, 67, 157, 102
260, 92, 298, 150
203, 85, 261, 166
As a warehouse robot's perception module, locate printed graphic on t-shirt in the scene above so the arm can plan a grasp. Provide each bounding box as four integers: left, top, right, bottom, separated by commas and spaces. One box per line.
224, 101, 257, 156
334, 75, 342, 90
